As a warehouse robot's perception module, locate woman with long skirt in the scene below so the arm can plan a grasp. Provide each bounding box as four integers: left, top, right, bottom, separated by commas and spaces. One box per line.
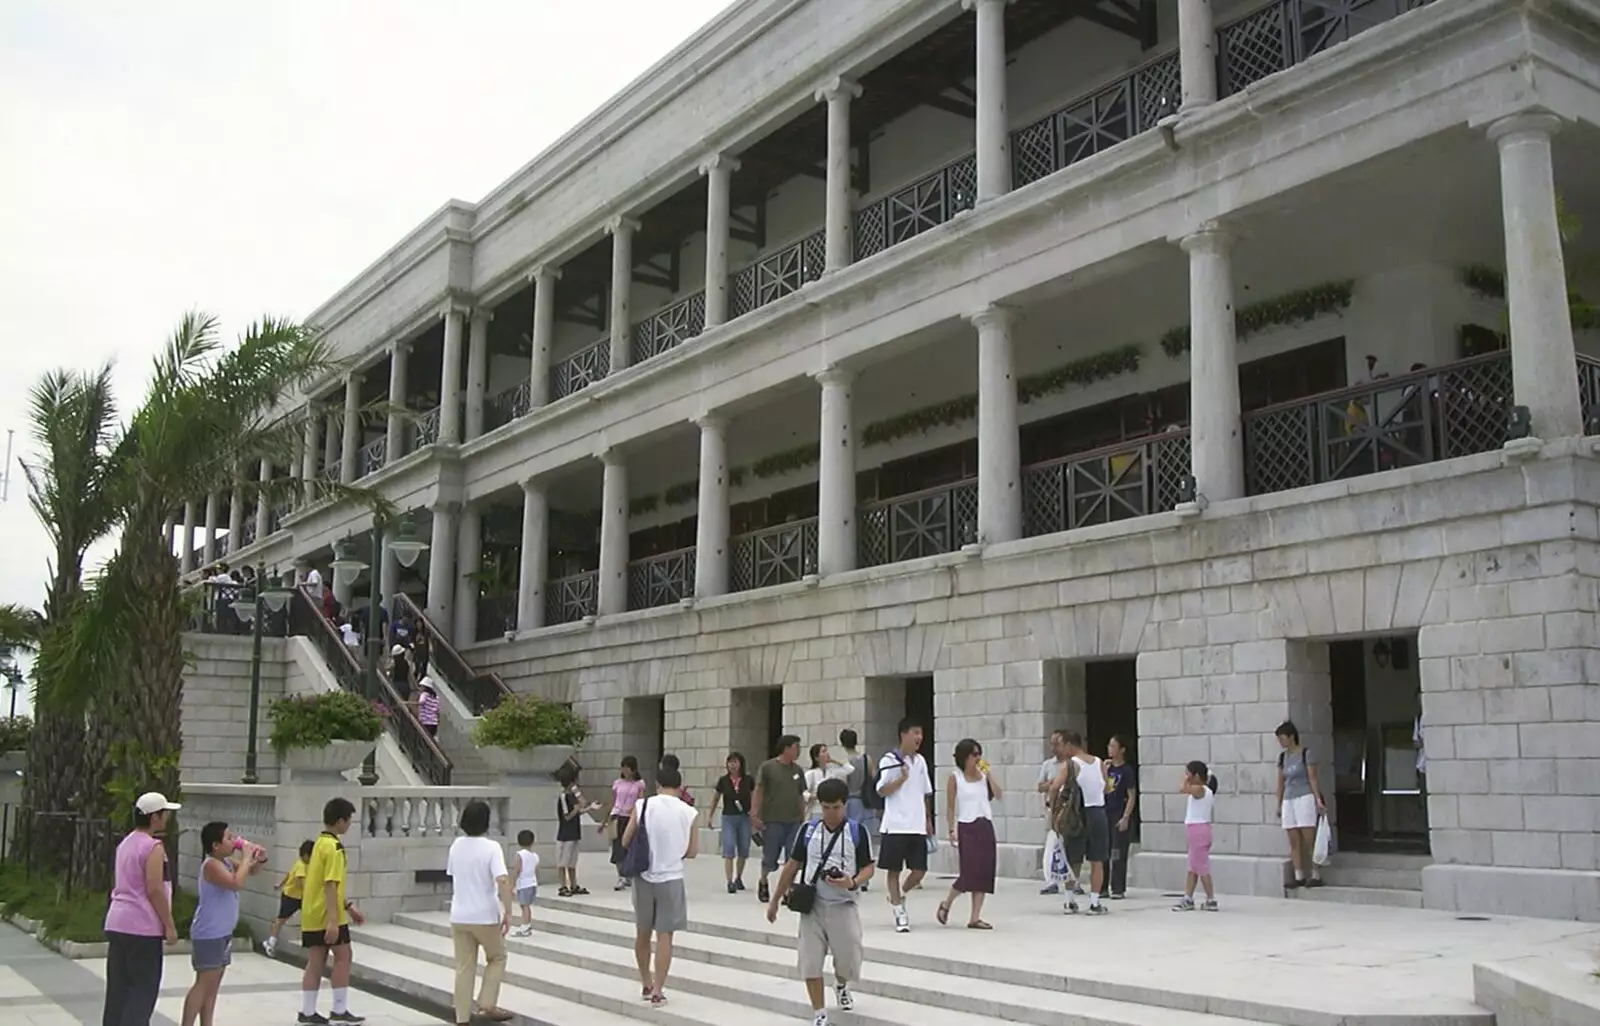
938, 739, 1001, 929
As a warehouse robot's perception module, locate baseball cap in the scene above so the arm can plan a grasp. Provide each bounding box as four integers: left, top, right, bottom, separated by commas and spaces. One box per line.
135, 792, 182, 815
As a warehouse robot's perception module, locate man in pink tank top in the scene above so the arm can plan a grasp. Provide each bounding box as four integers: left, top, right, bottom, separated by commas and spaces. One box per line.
101, 792, 181, 1026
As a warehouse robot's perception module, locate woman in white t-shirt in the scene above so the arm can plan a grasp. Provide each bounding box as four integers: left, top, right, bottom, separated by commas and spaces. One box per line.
938, 738, 1001, 929
446, 801, 514, 1024
1172, 761, 1218, 913
803, 743, 853, 822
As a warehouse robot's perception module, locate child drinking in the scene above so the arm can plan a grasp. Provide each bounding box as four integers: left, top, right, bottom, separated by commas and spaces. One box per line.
511, 830, 539, 937
182, 822, 264, 1026
1173, 761, 1218, 912
265, 840, 314, 957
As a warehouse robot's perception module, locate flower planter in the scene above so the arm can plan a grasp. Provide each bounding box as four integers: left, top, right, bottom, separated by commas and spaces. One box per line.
281, 739, 374, 783
478, 744, 575, 785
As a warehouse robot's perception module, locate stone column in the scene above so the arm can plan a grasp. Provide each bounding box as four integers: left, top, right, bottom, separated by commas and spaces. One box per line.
323, 409, 339, 468
701, 155, 739, 329
179, 500, 197, 573
439, 309, 465, 444
1490, 112, 1582, 440
965, 0, 1012, 202
227, 468, 245, 555
301, 406, 322, 503
1181, 225, 1245, 504
426, 503, 459, 634
453, 506, 482, 644
693, 416, 731, 598
816, 77, 861, 272
598, 450, 630, 616
1178, 0, 1218, 111
529, 266, 558, 408
816, 367, 857, 576
201, 492, 219, 565
254, 459, 272, 541
465, 311, 490, 440
607, 216, 639, 373
340, 372, 361, 484
517, 480, 549, 631
379, 542, 400, 616
386, 342, 409, 461
972, 305, 1021, 544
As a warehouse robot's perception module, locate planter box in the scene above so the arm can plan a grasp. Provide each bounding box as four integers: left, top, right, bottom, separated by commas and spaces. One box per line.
2, 912, 40, 934
282, 739, 374, 783
478, 744, 575, 784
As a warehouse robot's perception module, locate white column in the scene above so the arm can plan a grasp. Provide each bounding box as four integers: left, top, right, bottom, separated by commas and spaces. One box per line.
598, 450, 630, 616
693, 416, 731, 598
465, 311, 490, 439
701, 155, 739, 329
301, 407, 322, 503
816, 77, 861, 272
1178, 0, 1218, 111
201, 492, 219, 564
816, 368, 858, 575
340, 372, 361, 484
1490, 112, 1582, 440
453, 506, 482, 644
607, 216, 639, 373
529, 266, 558, 408
426, 503, 459, 634
323, 409, 339, 467
386, 343, 409, 460
379, 543, 400, 616
971, 305, 1022, 543
226, 467, 245, 555
179, 500, 197, 573
1181, 224, 1245, 504
439, 309, 465, 443
254, 459, 272, 540
966, 0, 1012, 202
517, 480, 549, 631
163, 515, 176, 558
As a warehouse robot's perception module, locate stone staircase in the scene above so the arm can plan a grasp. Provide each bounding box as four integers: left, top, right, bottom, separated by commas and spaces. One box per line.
1286, 852, 1428, 909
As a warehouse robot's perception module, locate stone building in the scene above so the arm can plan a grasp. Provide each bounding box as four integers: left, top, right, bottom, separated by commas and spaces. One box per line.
175, 0, 1600, 920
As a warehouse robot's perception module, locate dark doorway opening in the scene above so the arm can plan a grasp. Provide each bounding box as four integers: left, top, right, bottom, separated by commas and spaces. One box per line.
767, 687, 785, 758
1330, 637, 1428, 854
1085, 659, 1139, 843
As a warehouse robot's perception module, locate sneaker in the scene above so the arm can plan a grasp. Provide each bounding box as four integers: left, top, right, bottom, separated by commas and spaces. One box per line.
892, 904, 909, 933
812, 1011, 831, 1026
329, 1013, 366, 1024
757, 880, 770, 903
733, 878, 746, 891
297, 1015, 329, 1025
1287, 879, 1305, 890
1039, 883, 1060, 895
615, 878, 628, 891
1109, 893, 1126, 901
835, 982, 854, 1010
263, 936, 277, 957
1086, 902, 1108, 916
1202, 899, 1219, 912
1064, 900, 1080, 915
1305, 878, 1324, 889
727, 881, 738, 894
1172, 897, 1196, 912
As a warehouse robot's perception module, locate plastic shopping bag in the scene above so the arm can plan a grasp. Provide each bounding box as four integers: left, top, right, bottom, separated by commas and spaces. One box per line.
1312, 814, 1332, 866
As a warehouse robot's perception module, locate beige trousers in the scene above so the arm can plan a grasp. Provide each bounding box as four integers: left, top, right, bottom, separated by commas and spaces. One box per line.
450, 922, 507, 1022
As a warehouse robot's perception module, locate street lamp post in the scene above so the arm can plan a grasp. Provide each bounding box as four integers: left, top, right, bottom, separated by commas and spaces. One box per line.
231, 562, 293, 784
331, 515, 429, 787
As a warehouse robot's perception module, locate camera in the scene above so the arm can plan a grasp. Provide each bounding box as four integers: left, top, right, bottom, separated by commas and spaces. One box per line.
825, 867, 846, 880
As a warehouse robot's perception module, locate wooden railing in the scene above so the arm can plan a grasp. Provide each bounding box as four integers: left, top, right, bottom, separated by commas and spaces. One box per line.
394, 593, 513, 716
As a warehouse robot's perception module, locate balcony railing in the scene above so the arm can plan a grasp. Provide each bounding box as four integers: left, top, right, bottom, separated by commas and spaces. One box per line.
359, 436, 387, 478
730, 230, 827, 319
633, 292, 707, 366
1012, 51, 1180, 189
546, 570, 598, 625
551, 341, 611, 401
1218, 0, 1431, 95
627, 547, 696, 611
856, 156, 976, 261
411, 406, 441, 450
860, 480, 979, 568
476, 595, 518, 643
321, 459, 341, 483
731, 519, 819, 592
486, 380, 532, 432
1023, 431, 1192, 537
237, 518, 257, 548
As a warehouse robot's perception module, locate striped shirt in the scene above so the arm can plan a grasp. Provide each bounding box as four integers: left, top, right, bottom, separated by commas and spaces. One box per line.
417, 689, 439, 726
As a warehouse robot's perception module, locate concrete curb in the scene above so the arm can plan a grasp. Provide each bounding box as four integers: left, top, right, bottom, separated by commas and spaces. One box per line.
2, 914, 247, 960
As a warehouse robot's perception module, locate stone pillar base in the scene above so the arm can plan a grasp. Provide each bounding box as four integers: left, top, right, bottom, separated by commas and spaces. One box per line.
1423, 864, 1600, 923
1131, 851, 1290, 897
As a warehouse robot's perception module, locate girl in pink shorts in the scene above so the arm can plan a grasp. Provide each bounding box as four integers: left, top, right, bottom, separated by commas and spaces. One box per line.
1173, 760, 1218, 912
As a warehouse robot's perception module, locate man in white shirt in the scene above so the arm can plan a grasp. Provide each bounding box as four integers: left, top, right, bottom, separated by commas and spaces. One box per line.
1050, 731, 1110, 915
875, 717, 933, 933
302, 563, 324, 602
622, 764, 699, 1006
445, 800, 515, 1023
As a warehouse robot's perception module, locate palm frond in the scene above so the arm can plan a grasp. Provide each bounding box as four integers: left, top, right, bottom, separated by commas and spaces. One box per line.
0, 603, 42, 652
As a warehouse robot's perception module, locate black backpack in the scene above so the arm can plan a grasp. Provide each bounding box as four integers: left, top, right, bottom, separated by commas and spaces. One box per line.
859, 752, 885, 811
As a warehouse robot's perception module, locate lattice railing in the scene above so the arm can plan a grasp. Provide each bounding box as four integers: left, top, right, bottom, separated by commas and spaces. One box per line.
856, 155, 977, 262
237, 518, 257, 549
393, 593, 512, 715
551, 341, 611, 400
1013, 52, 1180, 189
486, 380, 532, 431
1021, 430, 1192, 538
730, 519, 819, 592
633, 292, 707, 364
859, 481, 979, 567
730, 230, 827, 319
1219, 0, 1431, 95
628, 547, 696, 611
320, 459, 341, 483
1579, 355, 1600, 434
411, 406, 441, 450
546, 571, 598, 625
358, 436, 387, 478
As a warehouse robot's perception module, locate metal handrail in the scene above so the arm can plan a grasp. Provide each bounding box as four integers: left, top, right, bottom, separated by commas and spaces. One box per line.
394, 593, 512, 716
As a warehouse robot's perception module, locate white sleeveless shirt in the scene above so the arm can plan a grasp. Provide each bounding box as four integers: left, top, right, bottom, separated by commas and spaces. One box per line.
953, 771, 993, 823
1074, 755, 1106, 808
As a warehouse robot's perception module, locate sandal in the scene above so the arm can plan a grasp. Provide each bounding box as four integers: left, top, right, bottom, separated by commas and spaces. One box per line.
967, 920, 993, 930
936, 902, 950, 926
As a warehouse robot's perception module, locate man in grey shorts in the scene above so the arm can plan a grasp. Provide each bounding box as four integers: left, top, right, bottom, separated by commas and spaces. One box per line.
621, 764, 699, 1006
766, 778, 875, 1026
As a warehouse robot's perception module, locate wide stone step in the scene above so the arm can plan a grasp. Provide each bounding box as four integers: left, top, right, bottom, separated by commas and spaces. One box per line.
1287, 884, 1424, 909
1318, 864, 1424, 891
371, 916, 1281, 1026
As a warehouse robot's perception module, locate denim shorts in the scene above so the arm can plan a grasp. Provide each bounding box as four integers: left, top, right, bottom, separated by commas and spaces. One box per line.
190, 935, 232, 971
515, 886, 537, 906
761, 820, 803, 873
721, 813, 752, 859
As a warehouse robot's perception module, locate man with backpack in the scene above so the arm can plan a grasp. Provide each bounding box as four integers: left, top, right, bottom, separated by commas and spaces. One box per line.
1050, 732, 1110, 915
876, 717, 933, 933
766, 778, 874, 1026
837, 728, 878, 891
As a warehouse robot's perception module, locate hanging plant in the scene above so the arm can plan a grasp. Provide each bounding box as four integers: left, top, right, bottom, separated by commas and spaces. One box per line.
1017, 344, 1141, 404
1161, 279, 1356, 358
751, 443, 821, 480
1462, 264, 1506, 301
862, 394, 978, 447
628, 494, 659, 517
663, 480, 699, 507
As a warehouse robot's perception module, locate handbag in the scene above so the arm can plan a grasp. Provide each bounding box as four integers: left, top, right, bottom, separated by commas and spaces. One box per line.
784, 822, 845, 915
618, 799, 651, 878
1312, 814, 1332, 867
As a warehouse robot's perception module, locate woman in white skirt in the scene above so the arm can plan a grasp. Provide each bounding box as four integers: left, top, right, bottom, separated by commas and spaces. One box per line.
1273, 720, 1327, 888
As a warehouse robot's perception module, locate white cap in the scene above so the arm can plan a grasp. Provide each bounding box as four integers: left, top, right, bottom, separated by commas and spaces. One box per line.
390, 644, 405, 656
418, 676, 435, 691
135, 792, 181, 815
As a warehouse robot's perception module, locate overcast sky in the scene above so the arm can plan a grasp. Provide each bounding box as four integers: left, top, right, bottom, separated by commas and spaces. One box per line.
0, 0, 734, 713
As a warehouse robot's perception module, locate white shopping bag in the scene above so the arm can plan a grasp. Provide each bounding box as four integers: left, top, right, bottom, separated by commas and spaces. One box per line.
1312, 815, 1332, 866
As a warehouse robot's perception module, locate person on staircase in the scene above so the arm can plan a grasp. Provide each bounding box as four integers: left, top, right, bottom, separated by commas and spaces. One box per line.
876, 717, 933, 933
751, 735, 807, 905
1274, 720, 1327, 889
708, 751, 754, 894
556, 763, 598, 897
445, 800, 515, 1024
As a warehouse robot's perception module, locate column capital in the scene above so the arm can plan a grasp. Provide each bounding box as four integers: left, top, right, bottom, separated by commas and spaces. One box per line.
597, 446, 627, 468
966, 303, 1017, 331
1178, 222, 1235, 254
606, 214, 641, 237
344, 370, 365, 387
814, 76, 862, 105
694, 412, 728, 433
1486, 110, 1562, 145
389, 338, 412, 356
429, 499, 461, 516
961, 0, 1014, 9
470, 308, 494, 325
813, 365, 856, 389
520, 475, 548, 496
698, 153, 741, 176
441, 295, 474, 319
529, 263, 562, 284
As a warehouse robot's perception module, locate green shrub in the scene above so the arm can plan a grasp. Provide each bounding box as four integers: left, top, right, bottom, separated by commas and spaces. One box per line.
472, 695, 588, 751
0, 863, 249, 943
267, 690, 382, 755
0, 715, 32, 754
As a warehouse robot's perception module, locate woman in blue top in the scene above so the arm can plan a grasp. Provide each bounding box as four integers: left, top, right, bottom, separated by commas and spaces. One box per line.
182, 821, 264, 1026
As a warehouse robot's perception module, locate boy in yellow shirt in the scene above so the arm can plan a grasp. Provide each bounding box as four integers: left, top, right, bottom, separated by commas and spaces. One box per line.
264, 839, 315, 958
298, 797, 365, 1024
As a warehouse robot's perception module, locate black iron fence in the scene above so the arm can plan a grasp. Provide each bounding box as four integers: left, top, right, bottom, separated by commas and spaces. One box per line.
2, 806, 183, 903
183, 580, 289, 637
395, 594, 512, 716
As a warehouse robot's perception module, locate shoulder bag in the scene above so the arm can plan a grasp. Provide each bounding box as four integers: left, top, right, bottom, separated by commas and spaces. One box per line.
784, 822, 845, 915
618, 798, 651, 878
